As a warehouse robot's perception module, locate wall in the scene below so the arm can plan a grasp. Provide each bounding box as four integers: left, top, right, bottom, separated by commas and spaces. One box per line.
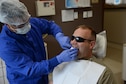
104, 9, 126, 44
0, 59, 8, 84
10, 0, 104, 58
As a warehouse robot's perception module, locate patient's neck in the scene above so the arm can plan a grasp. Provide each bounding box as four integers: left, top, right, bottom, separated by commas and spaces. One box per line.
77, 54, 93, 60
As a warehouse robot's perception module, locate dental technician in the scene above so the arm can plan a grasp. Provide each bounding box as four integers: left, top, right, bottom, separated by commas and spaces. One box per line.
0, 0, 78, 84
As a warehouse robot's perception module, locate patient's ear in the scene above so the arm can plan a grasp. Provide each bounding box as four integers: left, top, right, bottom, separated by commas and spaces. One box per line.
90, 40, 96, 49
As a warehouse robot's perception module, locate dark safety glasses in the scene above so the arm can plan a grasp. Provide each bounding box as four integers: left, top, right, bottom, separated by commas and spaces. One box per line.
13, 21, 29, 28
11, 17, 30, 28
71, 36, 93, 42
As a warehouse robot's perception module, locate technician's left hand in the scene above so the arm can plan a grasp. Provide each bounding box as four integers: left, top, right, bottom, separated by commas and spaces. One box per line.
56, 32, 71, 49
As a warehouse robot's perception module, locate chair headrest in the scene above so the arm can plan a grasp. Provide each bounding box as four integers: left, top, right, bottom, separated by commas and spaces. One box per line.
92, 30, 107, 58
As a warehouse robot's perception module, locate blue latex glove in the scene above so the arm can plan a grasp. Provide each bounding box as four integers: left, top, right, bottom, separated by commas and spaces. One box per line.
56, 32, 71, 49
56, 48, 78, 63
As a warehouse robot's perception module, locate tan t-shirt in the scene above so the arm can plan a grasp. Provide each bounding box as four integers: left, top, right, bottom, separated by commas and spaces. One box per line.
53, 56, 116, 84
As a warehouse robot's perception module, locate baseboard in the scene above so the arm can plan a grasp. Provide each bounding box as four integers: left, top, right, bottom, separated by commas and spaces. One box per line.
107, 42, 123, 50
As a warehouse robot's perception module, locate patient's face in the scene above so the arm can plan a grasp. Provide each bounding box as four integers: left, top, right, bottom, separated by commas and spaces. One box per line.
71, 28, 94, 59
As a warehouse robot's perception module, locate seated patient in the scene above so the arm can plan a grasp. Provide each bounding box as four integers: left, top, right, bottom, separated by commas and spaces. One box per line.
52, 25, 116, 84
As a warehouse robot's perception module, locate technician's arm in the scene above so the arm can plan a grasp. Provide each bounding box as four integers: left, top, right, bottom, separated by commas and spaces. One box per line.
0, 42, 78, 78
31, 18, 71, 49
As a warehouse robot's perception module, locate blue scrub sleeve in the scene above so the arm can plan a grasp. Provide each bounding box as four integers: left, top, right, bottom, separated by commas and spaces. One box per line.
0, 41, 59, 77
30, 18, 63, 37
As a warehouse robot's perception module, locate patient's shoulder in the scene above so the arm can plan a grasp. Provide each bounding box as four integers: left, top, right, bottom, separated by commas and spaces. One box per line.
97, 68, 116, 84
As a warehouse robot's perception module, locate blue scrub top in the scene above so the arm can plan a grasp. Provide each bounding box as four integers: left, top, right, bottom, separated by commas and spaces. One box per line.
0, 17, 62, 84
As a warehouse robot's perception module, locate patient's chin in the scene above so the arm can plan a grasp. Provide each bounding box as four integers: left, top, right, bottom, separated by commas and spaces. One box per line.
78, 52, 80, 56
77, 55, 81, 58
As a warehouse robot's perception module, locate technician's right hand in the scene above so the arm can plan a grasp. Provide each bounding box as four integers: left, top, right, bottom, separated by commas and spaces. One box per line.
56, 48, 78, 63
